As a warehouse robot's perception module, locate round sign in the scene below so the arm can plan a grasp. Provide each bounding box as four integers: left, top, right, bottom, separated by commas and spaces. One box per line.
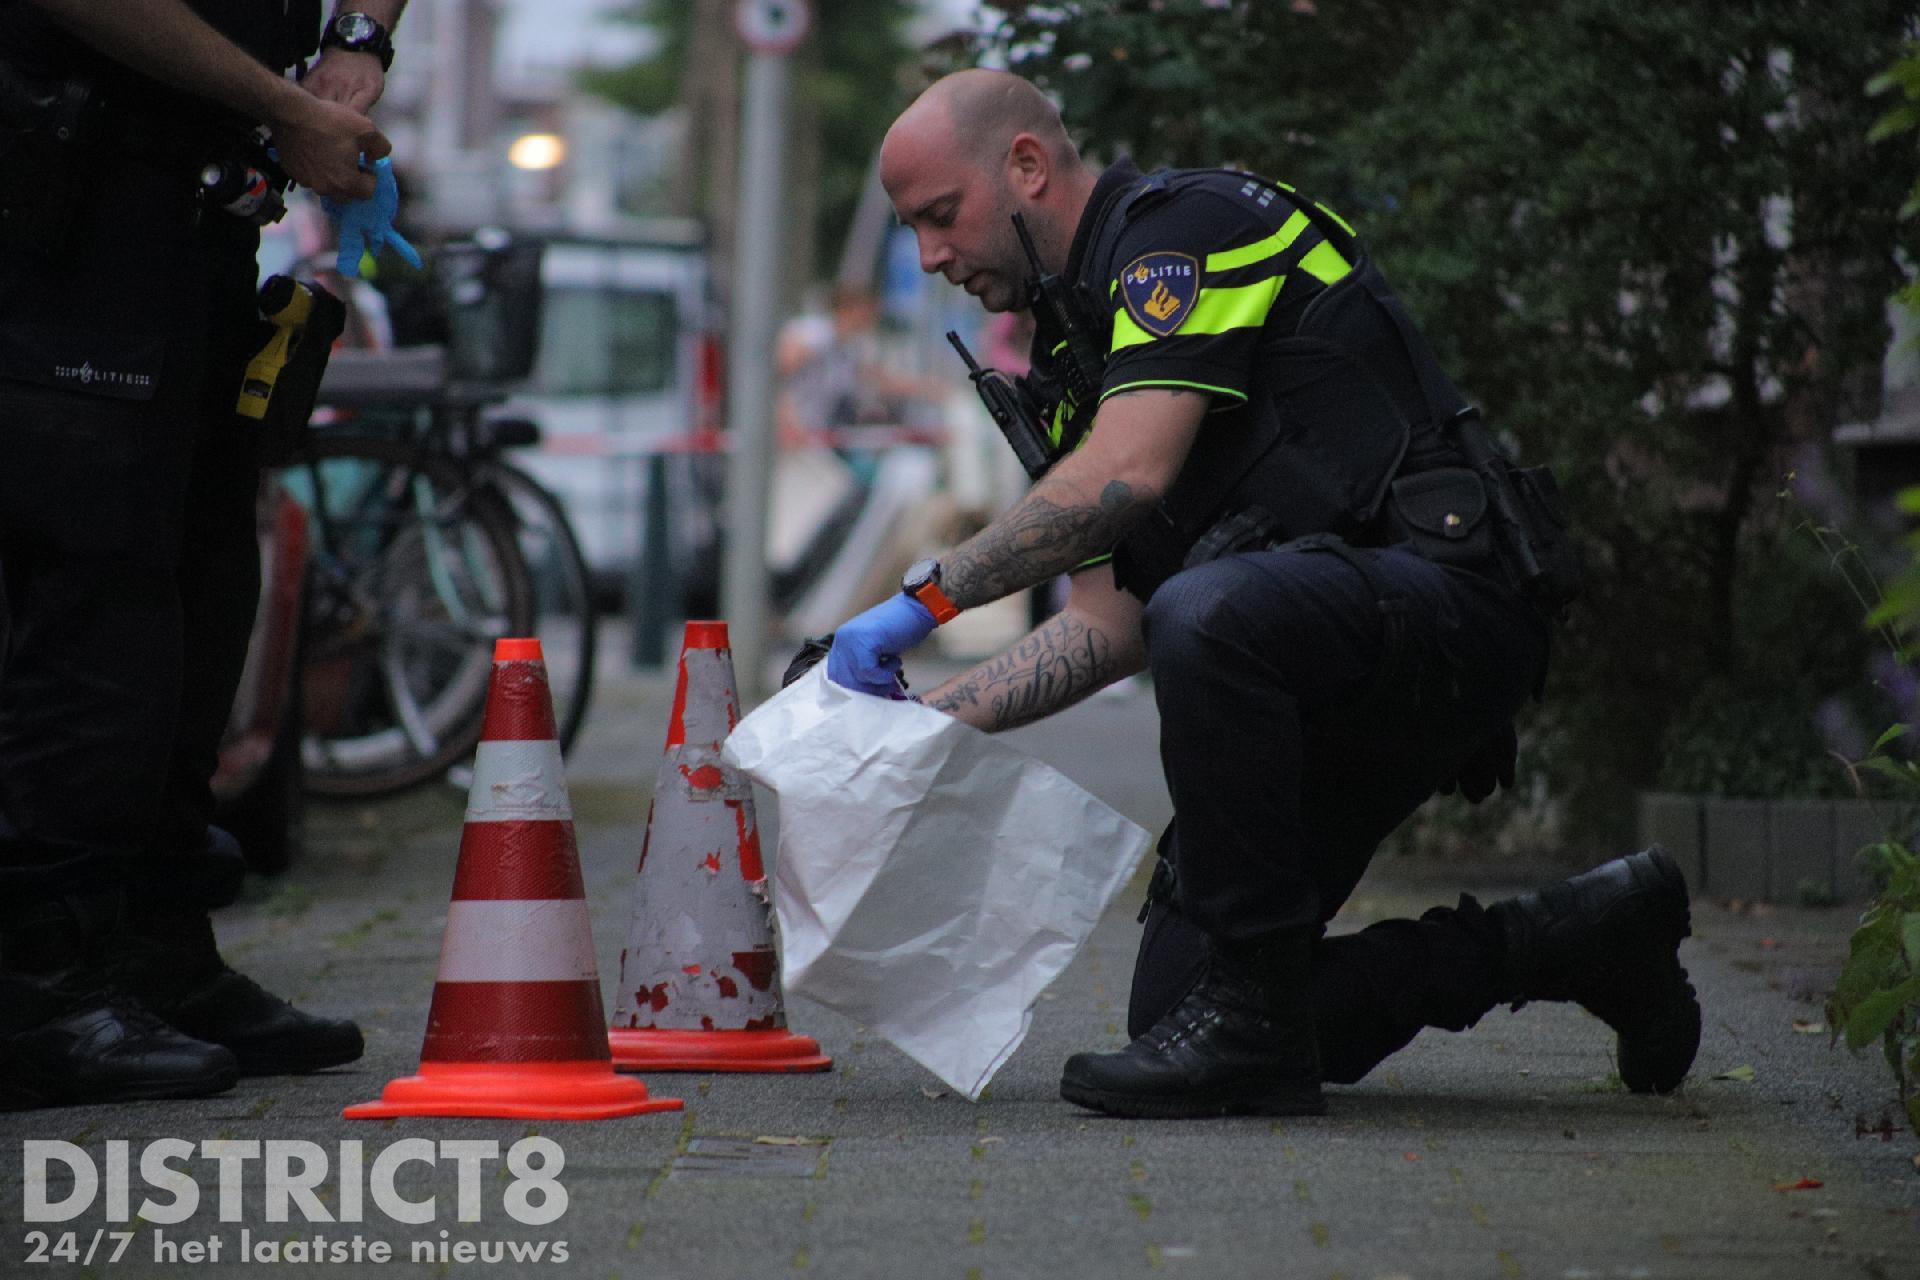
734, 0, 810, 54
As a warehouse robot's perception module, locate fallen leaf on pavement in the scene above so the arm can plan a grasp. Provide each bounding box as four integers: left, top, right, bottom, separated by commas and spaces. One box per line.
919, 1086, 948, 1100
1791, 1020, 1825, 1034
1773, 1177, 1824, 1192
1713, 1065, 1757, 1083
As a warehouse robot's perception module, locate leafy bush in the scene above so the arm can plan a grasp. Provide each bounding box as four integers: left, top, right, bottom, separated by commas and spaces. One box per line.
1827, 823, 1920, 1138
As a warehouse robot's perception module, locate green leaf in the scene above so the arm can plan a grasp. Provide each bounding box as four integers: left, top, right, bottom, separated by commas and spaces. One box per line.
1868, 102, 1920, 143
1857, 756, 1920, 789
1844, 974, 1920, 1051
1711, 1064, 1757, 1082
1903, 911, 1920, 970
1895, 487, 1920, 517
1873, 724, 1913, 753
1831, 912, 1906, 1026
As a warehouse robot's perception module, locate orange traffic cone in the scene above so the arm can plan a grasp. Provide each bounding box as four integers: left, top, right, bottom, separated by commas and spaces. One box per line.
345, 639, 682, 1120
608, 621, 831, 1072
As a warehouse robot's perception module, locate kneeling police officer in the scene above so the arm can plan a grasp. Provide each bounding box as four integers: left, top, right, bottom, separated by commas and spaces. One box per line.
825, 69, 1701, 1118
0, 0, 403, 1108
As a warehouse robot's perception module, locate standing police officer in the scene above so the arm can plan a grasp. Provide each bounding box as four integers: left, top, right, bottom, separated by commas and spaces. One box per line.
826, 69, 1701, 1118
0, 1, 403, 1108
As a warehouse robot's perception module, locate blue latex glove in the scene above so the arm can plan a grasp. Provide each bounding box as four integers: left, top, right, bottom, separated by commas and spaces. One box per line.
827, 595, 938, 698
321, 156, 421, 279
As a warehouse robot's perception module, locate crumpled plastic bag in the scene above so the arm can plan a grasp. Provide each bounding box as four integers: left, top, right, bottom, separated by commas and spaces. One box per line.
722, 666, 1151, 1099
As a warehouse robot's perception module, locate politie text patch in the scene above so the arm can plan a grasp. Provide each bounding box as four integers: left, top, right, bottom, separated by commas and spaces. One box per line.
1118, 251, 1199, 337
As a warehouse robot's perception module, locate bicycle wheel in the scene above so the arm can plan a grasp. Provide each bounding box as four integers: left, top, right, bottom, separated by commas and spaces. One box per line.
286, 432, 535, 797
483, 458, 597, 754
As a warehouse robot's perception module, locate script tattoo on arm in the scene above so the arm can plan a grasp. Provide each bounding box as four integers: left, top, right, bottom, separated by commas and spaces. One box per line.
923, 610, 1127, 733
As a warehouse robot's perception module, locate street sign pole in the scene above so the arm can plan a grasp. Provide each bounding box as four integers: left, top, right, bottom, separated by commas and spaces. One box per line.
721, 0, 809, 703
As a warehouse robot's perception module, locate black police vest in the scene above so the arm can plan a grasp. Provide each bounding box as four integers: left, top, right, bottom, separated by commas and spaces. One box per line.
1076, 169, 1474, 600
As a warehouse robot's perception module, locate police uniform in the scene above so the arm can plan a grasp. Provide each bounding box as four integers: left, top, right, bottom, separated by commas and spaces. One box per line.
1033, 159, 1553, 1083
0, 1, 358, 1103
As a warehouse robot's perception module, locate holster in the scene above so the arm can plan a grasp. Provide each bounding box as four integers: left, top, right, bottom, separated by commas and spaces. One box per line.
246, 280, 348, 465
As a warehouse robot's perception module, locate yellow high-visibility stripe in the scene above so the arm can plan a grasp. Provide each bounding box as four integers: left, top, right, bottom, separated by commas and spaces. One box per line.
1298, 240, 1352, 284
1100, 377, 1248, 403
1111, 307, 1154, 352
1112, 273, 1284, 350
1185, 275, 1283, 336
1203, 210, 1309, 273
1314, 201, 1356, 236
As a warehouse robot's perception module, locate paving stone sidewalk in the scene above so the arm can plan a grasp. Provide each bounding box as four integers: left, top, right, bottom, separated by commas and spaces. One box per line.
3, 652, 1916, 1279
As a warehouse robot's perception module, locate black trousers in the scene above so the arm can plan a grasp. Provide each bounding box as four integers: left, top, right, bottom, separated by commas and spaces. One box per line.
1130, 542, 1548, 1082
0, 160, 263, 914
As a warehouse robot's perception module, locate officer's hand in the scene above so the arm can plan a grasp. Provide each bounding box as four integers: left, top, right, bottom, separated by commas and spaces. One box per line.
322, 156, 421, 278
302, 49, 388, 114
1440, 721, 1517, 805
782, 634, 835, 689
826, 596, 937, 698
271, 94, 388, 202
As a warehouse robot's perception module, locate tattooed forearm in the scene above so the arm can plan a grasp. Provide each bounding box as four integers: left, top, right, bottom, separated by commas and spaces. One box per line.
943, 478, 1151, 608
924, 610, 1127, 732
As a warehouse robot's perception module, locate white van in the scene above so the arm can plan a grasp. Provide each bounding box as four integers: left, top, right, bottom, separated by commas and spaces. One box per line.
503, 231, 724, 610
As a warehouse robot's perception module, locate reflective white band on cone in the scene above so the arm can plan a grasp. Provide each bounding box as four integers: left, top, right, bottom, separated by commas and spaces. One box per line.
437, 900, 600, 982
466, 739, 572, 823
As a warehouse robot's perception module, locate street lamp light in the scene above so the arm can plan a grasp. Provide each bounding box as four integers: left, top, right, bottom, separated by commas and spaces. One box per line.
508, 132, 566, 171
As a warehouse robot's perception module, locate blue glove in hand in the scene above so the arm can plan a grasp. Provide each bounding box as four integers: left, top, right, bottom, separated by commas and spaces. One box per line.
826, 594, 938, 698
322, 156, 421, 279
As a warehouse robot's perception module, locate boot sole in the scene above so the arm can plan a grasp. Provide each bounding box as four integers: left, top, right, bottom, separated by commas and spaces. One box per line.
1, 1065, 239, 1111
1635, 847, 1693, 943
1060, 1079, 1327, 1119
231, 1040, 365, 1076
1618, 848, 1702, 1094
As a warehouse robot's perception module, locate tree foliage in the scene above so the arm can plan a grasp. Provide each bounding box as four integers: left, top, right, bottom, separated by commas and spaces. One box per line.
995, 0, 1920, 847
579, 0, 917, 271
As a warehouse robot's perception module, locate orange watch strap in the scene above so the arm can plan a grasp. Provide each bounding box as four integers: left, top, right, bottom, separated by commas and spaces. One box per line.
912, 579, 961, 625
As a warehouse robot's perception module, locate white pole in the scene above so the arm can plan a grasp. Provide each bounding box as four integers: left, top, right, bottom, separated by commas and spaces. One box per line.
721, 47, 791, 703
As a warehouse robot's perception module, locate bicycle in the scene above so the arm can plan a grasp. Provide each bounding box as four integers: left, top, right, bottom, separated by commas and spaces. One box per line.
284, 346, 597, 797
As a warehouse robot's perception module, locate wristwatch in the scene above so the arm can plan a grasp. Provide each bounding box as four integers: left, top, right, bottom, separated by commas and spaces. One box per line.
901, 558, 960, 625
320, 11, 395, 70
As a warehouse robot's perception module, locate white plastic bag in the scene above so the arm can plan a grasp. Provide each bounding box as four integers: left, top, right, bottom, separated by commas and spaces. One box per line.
723, 666, 1151, 1099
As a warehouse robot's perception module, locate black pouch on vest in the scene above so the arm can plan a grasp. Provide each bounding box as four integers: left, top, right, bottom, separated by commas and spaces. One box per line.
1386, 466, 1496, 576
0, 64, 97, 261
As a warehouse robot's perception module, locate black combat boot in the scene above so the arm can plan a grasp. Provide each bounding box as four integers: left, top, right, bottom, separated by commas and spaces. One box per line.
1060, 938, 1325, 1118
1, 895, 238, 1109
114, 905, 363, 1076
1489, 846, 1700, 1094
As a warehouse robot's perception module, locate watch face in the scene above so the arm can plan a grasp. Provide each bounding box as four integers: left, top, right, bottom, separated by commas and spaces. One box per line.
902, 558, 939, 592
335, 12, 377, 43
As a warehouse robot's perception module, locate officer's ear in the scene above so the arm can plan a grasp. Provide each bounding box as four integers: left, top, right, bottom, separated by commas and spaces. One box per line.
1005, 132, 1052, 198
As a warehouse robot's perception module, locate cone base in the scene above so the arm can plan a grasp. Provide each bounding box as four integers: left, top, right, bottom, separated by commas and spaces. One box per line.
343, 1060, 684, 1120
609, 1027, 833, 1073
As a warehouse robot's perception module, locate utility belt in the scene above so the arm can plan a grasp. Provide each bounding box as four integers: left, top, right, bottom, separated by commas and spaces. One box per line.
1169, 408, 1576, 611
0, 58, 287, 260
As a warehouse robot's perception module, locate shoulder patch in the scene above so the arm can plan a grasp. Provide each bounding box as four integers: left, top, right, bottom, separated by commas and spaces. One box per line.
1118, 251, 1199, 338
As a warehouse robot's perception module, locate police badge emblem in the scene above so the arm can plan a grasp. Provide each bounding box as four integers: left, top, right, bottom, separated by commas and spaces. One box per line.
1119, 251, 1199, 337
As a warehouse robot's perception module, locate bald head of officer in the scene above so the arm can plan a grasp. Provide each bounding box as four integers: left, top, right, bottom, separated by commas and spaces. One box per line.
879, 69, 1099, 313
